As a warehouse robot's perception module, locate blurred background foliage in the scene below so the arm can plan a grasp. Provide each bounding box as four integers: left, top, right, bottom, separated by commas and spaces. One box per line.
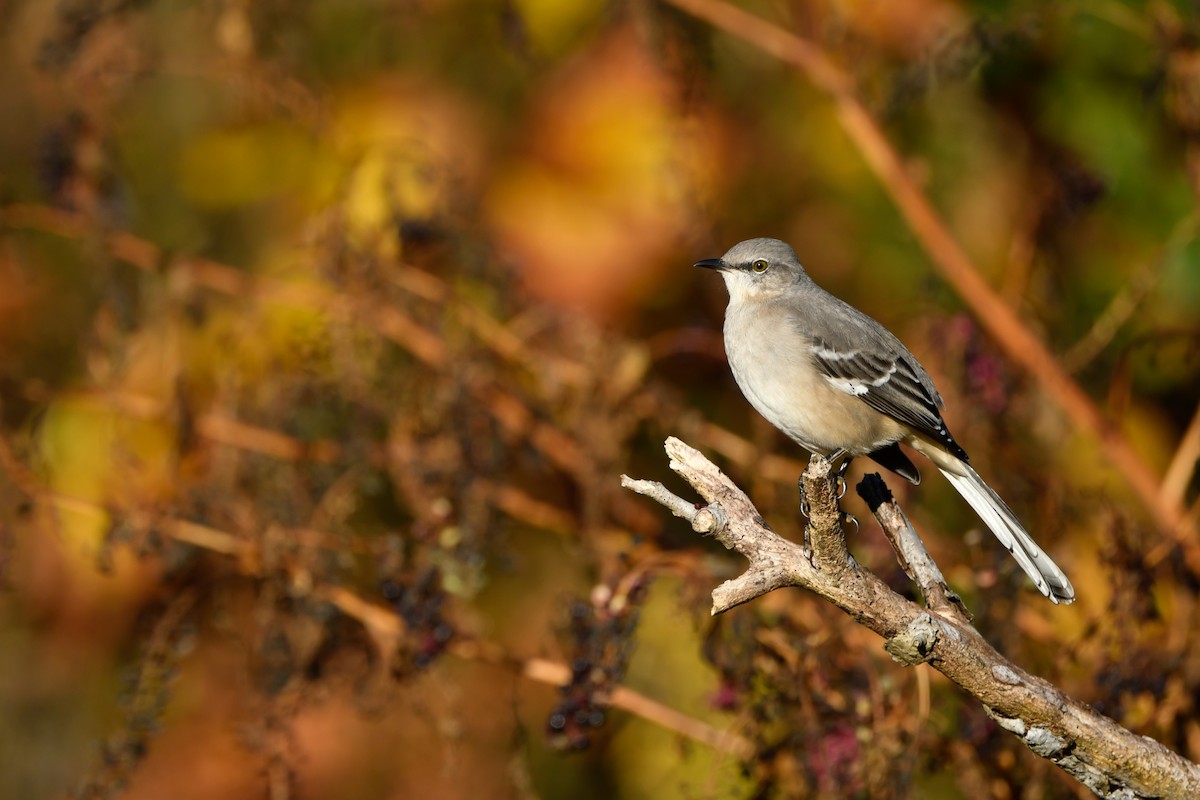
0, 0, 1198, 798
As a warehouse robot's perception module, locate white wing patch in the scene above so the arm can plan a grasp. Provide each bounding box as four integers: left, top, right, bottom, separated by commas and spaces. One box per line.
825, 377, 870, 396
812, 345, 859, 361
815, 346, 897, 397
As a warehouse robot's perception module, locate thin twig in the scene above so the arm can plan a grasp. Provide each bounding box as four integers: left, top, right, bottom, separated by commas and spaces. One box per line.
1063, 212, 1200, 373
1160, 399, 1200, 511
449, 641, 754, 758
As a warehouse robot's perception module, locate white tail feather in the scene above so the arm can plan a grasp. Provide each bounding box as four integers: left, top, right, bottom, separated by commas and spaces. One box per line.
938, 465, 1075, 604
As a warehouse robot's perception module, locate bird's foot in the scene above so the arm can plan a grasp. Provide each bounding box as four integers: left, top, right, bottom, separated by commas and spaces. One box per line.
829, 448, 853, 477
825, 450, 853, 499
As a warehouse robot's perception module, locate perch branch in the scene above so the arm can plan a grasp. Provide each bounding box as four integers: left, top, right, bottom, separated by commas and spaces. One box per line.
624, 437, 1200, 800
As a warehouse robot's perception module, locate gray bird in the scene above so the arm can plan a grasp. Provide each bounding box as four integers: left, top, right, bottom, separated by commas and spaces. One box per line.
695, 237, 1074, 604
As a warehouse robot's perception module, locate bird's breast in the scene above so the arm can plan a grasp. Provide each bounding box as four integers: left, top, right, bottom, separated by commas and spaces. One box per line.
722, 302, 905, 456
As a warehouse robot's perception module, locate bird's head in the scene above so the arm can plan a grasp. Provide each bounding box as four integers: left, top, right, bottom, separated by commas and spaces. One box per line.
694, 237, 811, 302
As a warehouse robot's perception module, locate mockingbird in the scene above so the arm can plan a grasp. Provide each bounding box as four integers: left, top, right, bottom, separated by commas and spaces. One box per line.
696, 237, 1074, 604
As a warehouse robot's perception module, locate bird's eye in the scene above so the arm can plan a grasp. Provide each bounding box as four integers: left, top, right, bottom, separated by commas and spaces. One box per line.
752, 259, 769, 273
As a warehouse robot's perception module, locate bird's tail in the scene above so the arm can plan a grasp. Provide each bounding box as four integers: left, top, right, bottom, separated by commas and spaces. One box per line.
938, 464, 1075, 604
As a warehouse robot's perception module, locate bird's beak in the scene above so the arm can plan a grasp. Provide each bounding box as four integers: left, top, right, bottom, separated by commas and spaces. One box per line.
693, 257, 725, 270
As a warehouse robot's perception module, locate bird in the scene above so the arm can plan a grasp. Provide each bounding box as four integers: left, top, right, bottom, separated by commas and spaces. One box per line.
695, 237, 1074, 604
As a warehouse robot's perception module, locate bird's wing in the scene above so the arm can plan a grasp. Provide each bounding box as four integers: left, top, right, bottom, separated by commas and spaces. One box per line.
810, 334, 968, 461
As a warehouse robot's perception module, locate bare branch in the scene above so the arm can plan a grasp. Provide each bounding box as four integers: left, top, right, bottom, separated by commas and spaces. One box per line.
856, 473, 972, 627
627, 437, 1200, 800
